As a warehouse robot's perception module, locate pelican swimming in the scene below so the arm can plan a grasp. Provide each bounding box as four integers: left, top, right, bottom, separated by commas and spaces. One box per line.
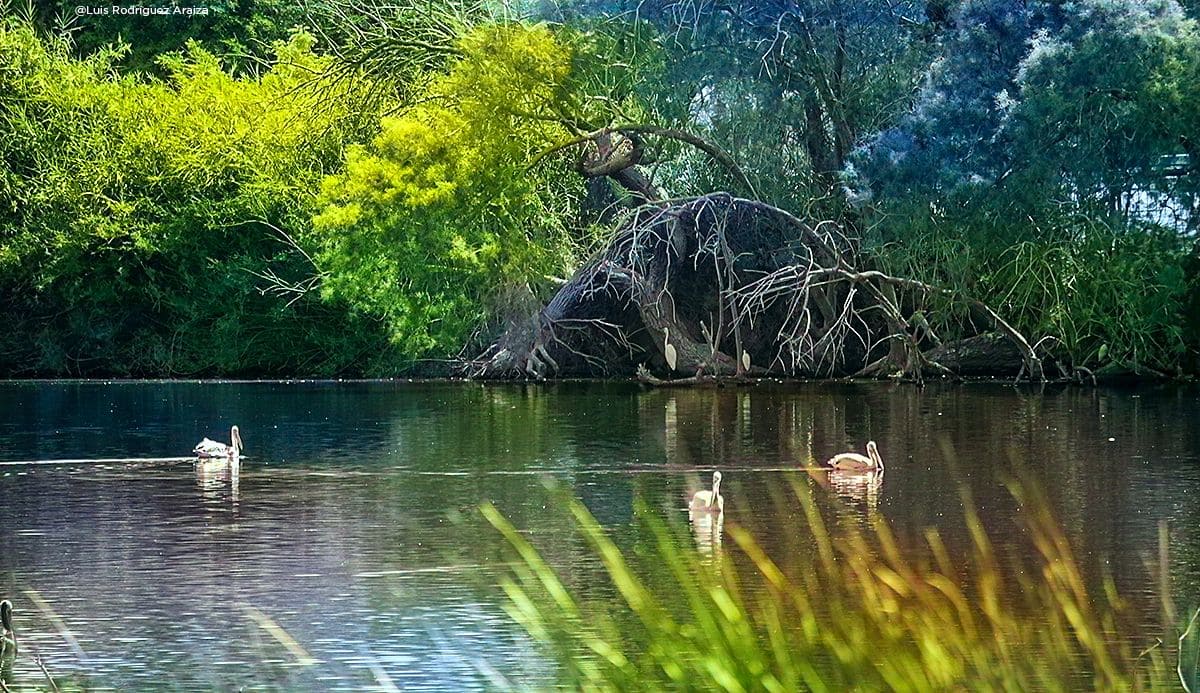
1, 599, 15, 655
690, 471, 724, 513
826, 440, 883, 472
194, 425, 243, 460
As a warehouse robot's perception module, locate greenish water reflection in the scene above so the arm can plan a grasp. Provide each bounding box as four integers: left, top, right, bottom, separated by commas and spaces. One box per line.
0, 381, 1196, 689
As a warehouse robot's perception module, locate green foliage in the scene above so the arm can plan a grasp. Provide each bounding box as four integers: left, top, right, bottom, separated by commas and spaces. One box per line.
871, 202, 1193, 374
853, 0, 1200, 201
849, 0, 1200, 376
1183, 608, 1200, 691
3, 0, 1198, 378
34, 0, 312, 74
1007, 1, 1200, 205
485, 479, 1181, 691
592, 0, 936, 214
310, 23, 589, 357
1184, 244, 1200, 372
0, 17, 397, 375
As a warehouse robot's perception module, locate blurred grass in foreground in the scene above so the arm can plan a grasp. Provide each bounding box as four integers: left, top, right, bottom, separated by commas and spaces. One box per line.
483, 477, 1195, 692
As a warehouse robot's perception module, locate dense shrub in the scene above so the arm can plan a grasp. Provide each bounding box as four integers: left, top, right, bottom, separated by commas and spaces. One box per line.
309, 23, 593, 358
0, 20, 398, 375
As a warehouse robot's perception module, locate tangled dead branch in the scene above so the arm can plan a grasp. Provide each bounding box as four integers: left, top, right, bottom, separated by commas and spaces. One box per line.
469, 192, 1045, 383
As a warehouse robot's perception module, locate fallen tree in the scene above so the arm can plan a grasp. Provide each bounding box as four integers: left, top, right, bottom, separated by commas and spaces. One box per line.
468, 130, 1047, 384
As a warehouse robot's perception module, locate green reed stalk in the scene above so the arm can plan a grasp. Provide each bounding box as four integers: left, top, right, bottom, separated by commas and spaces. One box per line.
484, 478, 1183, 692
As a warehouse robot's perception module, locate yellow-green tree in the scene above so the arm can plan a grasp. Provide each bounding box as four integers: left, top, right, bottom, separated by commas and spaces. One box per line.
0, 20, 393, 375
311, 23, 593, 356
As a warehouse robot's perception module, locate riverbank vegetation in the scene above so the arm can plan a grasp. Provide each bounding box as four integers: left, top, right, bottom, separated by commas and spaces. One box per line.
0, 0, 1197, 377
484, 477, 1198, 691
0, 9, 402, 375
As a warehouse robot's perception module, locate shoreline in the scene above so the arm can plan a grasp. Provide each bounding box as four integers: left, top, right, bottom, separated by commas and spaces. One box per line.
0, 374, 1191, 387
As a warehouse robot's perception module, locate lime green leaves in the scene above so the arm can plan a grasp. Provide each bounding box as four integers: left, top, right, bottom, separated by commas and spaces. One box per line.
310, 23, 585, 357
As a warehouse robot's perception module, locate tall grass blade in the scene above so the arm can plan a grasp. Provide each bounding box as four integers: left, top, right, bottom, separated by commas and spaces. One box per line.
486, 475, 1182, 691
1182, 608, 1200, 693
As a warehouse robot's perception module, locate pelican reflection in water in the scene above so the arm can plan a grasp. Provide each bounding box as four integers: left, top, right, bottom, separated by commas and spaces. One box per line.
689, 507, 724, 556
194, 425, 243, 460
828, 467, 884, 511
196, 454, 240, 504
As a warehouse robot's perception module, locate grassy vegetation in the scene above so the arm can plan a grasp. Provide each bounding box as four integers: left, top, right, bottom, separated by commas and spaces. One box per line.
870, 202, 1198, 377
483, 477, 1192, 691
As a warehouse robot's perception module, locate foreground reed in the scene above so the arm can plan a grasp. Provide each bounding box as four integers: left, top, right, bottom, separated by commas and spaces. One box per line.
483, 478, 1194, 692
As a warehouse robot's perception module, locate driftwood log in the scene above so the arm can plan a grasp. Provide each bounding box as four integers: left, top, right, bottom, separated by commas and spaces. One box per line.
468, 129, 1045, 383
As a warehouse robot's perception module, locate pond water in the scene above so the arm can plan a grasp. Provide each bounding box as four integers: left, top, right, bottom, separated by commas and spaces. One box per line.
0, 380, 1197, 690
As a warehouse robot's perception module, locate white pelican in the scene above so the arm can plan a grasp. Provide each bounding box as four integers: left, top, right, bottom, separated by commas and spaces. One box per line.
1, 599, 15, 654
194, 425, 243, 460
826, 440, 883, 472
690, 471, 724, 513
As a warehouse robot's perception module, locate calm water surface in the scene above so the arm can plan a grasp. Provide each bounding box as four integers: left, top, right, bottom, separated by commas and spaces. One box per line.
0, 381, 1197, 690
